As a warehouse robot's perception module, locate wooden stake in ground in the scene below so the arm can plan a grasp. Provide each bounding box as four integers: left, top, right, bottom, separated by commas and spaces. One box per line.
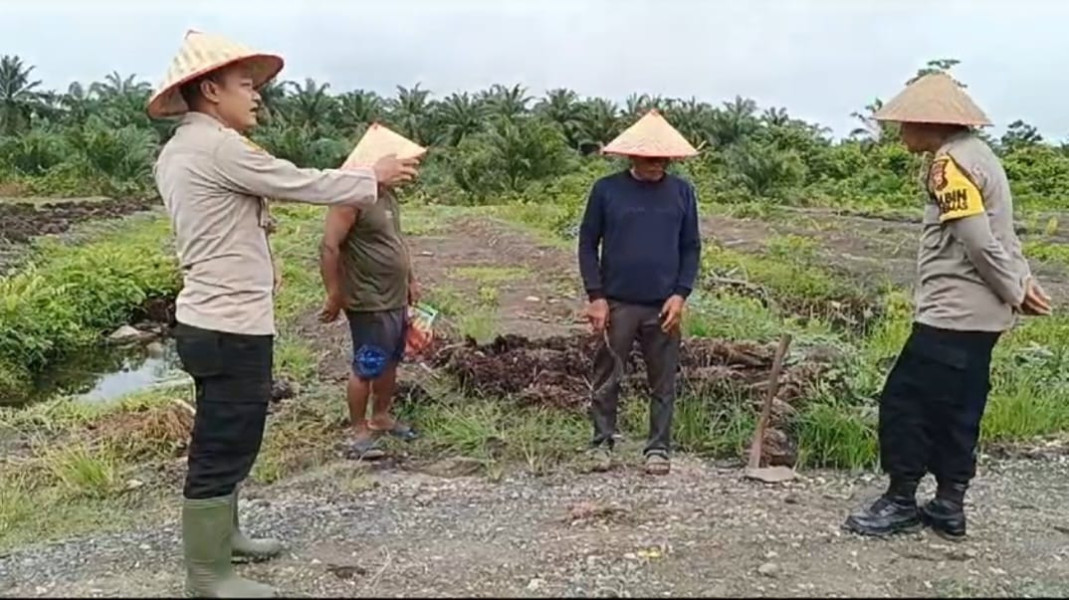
744, 333, 796, 483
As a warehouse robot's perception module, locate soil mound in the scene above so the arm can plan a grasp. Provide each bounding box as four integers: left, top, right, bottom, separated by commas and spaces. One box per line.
426, 333, 837, 466
0, 197, 157, 244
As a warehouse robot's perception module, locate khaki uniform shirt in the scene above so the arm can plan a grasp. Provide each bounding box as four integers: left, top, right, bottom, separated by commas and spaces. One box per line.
914, 130, 1031, 332
154, 112, 379, 336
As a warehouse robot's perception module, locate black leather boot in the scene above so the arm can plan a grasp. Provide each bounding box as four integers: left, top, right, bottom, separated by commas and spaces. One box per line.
843, 478, 922, 537
921, 481, 967, 541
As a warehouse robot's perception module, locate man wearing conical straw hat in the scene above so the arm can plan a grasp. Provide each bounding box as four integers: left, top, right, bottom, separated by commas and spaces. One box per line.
577, 109, 702, 476
843, 71, 1051, 541
319, 123, 427, 459
148, 30, 419, 597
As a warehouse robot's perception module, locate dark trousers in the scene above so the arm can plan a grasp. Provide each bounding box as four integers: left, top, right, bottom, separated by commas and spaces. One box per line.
878, 322, 1000, 487
590, 301, 680, 455
174, 322, 274, 500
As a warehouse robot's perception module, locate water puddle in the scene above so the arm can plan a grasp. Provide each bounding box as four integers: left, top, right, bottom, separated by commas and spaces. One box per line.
26, 337, 188, 406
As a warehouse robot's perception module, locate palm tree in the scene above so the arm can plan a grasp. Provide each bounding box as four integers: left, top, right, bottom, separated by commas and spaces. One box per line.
576, 98, 620, 151
849, 99, 885, 142
535, 88, 584, 148
89, 71, 151, 100
482, 83, 532, 122
624, 93, 668, 120
435, 92, 486, 146
0, 55, 46, 135
256, 80, 287, 123
907, 58, 963, 86
706, 96, 758, 148
389, 83, 433, 144
663, 97, 711, 149
1001, 119, 1043, 151
762, 107, 791, 127
61, 82, 94, 124
335, 89, 384, 136
87, 72, 153, 128
285, 78, 334, 132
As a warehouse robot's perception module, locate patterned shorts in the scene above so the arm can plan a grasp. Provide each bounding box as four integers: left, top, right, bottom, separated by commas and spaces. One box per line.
344, 308, 407, 380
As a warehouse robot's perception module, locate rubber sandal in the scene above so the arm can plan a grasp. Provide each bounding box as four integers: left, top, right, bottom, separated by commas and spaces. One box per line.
344, 435, 385, 460
644, 451, 670, 475
368, 421, 419, 442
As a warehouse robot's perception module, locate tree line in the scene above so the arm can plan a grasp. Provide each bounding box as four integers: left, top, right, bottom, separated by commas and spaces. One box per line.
2, 55, 1068, 212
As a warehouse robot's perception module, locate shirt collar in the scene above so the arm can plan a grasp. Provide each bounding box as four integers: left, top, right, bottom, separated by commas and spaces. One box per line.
179, 110, 229, 131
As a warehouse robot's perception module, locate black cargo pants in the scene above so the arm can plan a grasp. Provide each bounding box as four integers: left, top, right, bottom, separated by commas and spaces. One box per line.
590, 300, 680, 456
878, 321, 1000, 488
174, 322, 274, 500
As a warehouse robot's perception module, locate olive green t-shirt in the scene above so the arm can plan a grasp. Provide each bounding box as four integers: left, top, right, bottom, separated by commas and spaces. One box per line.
340, 189, 410, 312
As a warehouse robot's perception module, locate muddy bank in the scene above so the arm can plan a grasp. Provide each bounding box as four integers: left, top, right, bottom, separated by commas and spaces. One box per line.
425, 333, 837, 466
0, 197, 158, 245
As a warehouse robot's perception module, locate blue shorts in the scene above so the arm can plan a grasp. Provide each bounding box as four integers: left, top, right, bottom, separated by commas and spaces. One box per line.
345, 308, 407, 380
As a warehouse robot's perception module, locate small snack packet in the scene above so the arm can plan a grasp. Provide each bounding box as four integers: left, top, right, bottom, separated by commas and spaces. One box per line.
405, 303, 438, 358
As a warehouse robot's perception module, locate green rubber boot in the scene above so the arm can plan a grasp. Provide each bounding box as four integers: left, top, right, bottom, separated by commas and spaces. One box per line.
231, 484, 283, 562
183, 495, 276, 598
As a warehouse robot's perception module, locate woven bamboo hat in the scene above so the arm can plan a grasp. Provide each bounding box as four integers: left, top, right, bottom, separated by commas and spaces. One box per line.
341, 123, 427, 168
601, 109, 699, 159
873, 72, 991, 127
147, 29, 284, 119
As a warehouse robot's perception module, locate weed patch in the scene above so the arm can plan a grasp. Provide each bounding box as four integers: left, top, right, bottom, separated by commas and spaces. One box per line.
0, 214, 179, 403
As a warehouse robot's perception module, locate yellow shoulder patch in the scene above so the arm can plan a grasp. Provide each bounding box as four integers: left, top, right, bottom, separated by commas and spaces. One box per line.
928, 154, 985, 222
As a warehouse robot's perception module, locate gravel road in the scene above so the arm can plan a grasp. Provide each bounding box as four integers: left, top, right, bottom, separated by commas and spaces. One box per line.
4, 453, 1069, 598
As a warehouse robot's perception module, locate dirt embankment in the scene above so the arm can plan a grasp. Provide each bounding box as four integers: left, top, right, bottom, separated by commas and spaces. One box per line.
0, 197, 158, 245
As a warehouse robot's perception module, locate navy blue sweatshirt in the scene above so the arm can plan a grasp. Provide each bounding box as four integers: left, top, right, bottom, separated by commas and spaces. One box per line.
578, 170, 702, 306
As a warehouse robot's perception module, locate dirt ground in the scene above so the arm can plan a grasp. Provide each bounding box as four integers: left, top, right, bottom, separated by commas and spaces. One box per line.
6, 207, 1069, 597
0, 197, 157, 245
704, 208, 1069, 304
300, 215, 587, 382
0, 197, 160, 273
5, 455, 1069, 598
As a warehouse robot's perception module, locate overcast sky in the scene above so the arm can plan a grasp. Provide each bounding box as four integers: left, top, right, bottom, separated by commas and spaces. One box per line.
3, 0, 1064, 141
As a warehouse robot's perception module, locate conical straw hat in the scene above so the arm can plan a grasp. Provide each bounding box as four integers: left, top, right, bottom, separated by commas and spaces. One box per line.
147, 29, 284, 119
341, 123, 427, 169
873, 72, 991, 127
601, 109, 699, 159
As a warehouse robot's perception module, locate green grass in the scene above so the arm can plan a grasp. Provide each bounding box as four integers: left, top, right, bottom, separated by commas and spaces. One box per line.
4, 198, 1069, 552
399, 201, 465, 236
1023, 239, 1069, 264
485, 204, 575, 249
40, 442, 123, 498
0, 212, 180, 401
490, 198, 1069, 473
0, 387, 190, 550
449, 265, 531, 284
421, 278, 502, 343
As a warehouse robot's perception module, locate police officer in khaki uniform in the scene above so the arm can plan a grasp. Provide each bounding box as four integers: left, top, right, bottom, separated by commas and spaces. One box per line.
843, 72, 1052, 540
148, 30, 418, 597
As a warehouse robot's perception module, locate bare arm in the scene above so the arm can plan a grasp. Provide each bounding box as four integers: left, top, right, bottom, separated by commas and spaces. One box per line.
320, 205, 360, 301
213, 133, 378, 207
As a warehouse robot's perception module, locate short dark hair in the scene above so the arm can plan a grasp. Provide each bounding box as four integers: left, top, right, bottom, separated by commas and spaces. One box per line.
178, 70, 225, 109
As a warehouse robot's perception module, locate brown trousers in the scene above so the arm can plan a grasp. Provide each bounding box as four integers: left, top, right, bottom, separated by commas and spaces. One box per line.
589, 300, 680, 455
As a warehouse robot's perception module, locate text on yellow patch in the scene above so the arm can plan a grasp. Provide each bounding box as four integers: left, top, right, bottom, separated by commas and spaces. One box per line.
928, 154, 985, 222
